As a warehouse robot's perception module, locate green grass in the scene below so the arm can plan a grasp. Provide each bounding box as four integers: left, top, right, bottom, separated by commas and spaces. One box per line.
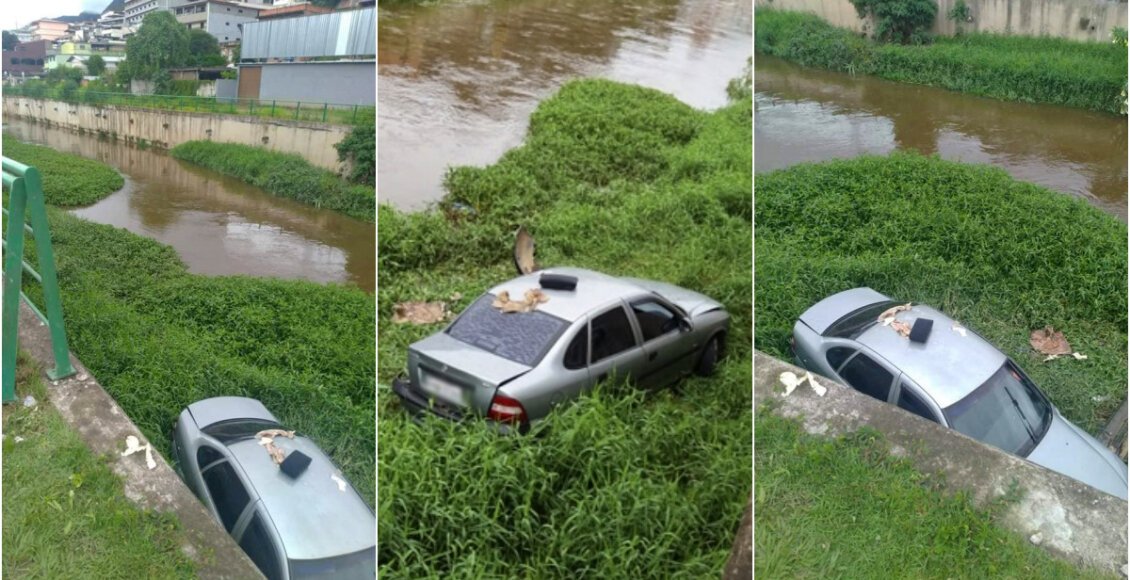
755, 9, 1128, 114
3, 354, 197, 578
755, 153, 1127, 435
170, 141, 375, 222
2, 133, 124, 206
755, 408, 1116, 579
378, 79, 752, 577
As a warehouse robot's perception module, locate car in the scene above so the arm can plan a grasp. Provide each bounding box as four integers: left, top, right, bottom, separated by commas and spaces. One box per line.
391, 267, 730, 431
791, 287, 1128, 500
172, 397, 376, 579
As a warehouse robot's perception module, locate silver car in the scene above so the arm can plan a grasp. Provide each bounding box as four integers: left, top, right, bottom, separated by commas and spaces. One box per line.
172, 397, 376, 579
792, 288, 1128, 500
392, 267, 730, 431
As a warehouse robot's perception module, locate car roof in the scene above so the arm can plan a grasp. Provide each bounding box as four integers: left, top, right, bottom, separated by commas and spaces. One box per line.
487, 267, 648, 322
855, 304, 1006, 408
227, 437, 375, 561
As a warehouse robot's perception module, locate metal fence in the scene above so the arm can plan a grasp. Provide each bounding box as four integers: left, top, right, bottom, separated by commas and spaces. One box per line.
2, 157, 76, 402
4, 86, 375, 125
242, 7, 376, 60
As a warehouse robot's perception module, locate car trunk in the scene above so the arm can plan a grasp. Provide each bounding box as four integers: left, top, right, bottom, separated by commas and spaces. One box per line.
406, 332, 533, 415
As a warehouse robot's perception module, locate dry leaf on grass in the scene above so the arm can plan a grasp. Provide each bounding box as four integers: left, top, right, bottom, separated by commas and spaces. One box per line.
1029, 326, 1072, 356
392, 301, 449, 324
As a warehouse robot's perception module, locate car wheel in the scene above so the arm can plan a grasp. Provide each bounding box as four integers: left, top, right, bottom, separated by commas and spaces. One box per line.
696, 336, 720, 377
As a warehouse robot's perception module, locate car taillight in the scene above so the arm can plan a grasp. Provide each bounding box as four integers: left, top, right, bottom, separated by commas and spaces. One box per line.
488, 393, 526, 424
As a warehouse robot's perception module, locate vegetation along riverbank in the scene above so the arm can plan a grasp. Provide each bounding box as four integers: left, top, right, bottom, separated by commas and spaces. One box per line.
378, 77, 752, 577
170, 138, 375, 222
2, 134, 124, 206
7, 143, 376, 502
755, 10, 1128, 115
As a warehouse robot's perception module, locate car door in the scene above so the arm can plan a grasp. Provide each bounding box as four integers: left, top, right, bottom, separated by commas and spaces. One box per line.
231, 503, 287, 580
630, 297, 696, 389
586, 302, 647, 387
834, 350, 898, 404
197, 448, 254, 533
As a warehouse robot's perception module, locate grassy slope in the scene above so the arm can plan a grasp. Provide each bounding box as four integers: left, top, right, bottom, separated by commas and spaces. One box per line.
756, 410, 1115, 579
755, 153, 1127, 435
3, 134, 124, 206
754, 10, 1127, 114
170, 141, 375, 222
378, 79, 752, 577
10, 145, 376, 501
3, 355, 197, 578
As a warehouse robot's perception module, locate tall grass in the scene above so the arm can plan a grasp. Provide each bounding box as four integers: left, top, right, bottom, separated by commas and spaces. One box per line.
170, 141, 375, 222
755, 9, 1127, 114
755, 153, 1127, 434
3, 134, 124, 206
378, 78, 752, 577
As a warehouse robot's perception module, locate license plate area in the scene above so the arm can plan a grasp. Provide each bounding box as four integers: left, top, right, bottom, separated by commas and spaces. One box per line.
418, 368, 469, 407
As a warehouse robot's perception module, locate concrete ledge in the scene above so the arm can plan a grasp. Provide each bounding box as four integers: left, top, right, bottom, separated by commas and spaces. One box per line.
722, 496, 752, 579
16, 302, 264, 579
754, 351, 1128, 575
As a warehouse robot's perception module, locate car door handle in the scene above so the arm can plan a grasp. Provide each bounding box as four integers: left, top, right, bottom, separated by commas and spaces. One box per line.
648, 352, 657, 361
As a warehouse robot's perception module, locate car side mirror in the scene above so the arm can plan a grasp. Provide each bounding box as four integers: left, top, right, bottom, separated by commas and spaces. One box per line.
679, 317, 692, 332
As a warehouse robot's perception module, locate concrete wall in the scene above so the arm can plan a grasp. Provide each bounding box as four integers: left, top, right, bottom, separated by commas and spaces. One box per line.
256, 62, 376, 106
3, 97, 351, 172
754, 352, 1128, 575
756, 0, 1128, 41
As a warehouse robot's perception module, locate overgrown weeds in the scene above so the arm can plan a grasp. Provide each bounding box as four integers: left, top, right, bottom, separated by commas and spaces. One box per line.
755, 9, 1127, 114
378, 78, 752, 577
170, 141, 375, 222
2, 134, 124, 206
755, 153, 1127, 434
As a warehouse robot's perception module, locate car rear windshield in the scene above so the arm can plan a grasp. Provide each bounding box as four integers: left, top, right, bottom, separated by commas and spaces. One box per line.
825, 300, 897, 338
944, 362, 1052, 457
202, 419, 283, 443
446, 294, 568, 367
290, 546, 376, 579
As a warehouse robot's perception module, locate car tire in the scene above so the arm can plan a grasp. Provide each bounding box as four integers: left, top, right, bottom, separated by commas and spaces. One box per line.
695, 336, 720, 377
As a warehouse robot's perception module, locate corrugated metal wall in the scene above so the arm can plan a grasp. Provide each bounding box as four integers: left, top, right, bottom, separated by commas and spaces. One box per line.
242, 7, 376, 60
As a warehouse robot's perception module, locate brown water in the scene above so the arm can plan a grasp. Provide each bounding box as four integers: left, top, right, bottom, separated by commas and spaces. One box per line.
5, 119, 376, 292
755, 56, 1129, 221
378, 0, 752, 210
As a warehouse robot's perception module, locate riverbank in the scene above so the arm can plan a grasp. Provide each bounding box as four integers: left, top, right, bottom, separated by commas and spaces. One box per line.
170, 141, 375, 222
3, 354, 196, 578
2, 134, 123, 206
9, 146, 375, 500
378, 79, 752, 576
755, 153, 1128, 436
755, 10, 1127, 115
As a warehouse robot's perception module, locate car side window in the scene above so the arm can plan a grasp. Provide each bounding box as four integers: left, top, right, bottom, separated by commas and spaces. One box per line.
239, 512, 282, 580
826, 347, 855, 372
202, 462, 251, 532
590, 306, 636, 363
564, 327, 587, 370
630, 300, 680, 342
897, 383, 938, 423
197, 445, 225, 471
838, 353, 894, 402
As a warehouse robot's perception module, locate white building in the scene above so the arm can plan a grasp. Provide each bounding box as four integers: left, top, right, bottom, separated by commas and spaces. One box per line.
173, 0, 271, 43
123, 0, 174, 27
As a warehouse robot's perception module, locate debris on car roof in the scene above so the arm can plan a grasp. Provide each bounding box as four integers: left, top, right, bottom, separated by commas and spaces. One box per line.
256, 429, 296, 465
330, 472, 348, 492
514, 225, 538, 275
877, 302, 912, 325
951, 321, 967, 337
492, 288, 549, 313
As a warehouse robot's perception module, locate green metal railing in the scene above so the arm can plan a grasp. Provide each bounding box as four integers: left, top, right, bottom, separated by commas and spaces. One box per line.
5, 87, 375, 125
2, 157, 76, 402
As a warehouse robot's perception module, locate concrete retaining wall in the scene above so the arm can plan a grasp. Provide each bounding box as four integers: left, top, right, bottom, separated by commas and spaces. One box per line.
754, 351, 1127, 575
756, 0, 1128, 41
2, 97, 351, 172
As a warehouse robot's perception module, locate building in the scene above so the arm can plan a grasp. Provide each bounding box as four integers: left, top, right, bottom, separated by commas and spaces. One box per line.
123, 0, 175, 26
43, 40, 127, 71
257, 2, 331, 21
2, 40, 49, 77
173, 0, 269, 43
28, 20, 71, 42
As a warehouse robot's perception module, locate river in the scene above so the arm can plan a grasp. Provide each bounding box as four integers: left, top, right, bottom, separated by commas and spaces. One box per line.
378, 0, 752, 210
755, 56, 1129, 221
5, 119, 376, 292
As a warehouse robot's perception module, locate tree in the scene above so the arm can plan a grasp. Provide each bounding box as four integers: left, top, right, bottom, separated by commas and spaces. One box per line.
188, 29, 224, 65
2, 31, 18, 51
45, 65, 84, 85
86, 54, 106, 76
850, 0, 937, 44
123, 11, 191, 80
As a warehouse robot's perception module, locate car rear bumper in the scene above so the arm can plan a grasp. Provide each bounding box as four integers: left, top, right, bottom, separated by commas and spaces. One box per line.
391, 376, 528, 435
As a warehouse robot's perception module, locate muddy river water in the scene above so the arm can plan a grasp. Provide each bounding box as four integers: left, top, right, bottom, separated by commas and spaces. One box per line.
755, 56, 1129, 221
378, 0, 752, 210
5, 119, 375, 292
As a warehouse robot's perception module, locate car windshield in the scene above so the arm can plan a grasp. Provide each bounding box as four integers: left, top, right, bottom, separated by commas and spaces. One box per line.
446, 294, 568, 367
290, 546, 376, 579
943, 362, 1052, 457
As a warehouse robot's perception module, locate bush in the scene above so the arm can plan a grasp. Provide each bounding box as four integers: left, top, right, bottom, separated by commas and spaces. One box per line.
850, 0, 937, 44
334, 113, 375, 186
170, 141, 375, 221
